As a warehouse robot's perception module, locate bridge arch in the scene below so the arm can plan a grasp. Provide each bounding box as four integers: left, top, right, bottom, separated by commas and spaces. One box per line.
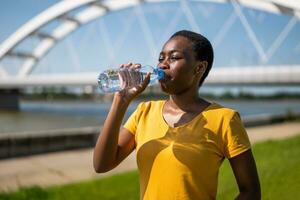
0, 0, 299, 77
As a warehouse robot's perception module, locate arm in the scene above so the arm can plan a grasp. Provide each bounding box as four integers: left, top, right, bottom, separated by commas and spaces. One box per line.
93, 96, 133, 173
229, 149, 261, 200
93, 63, 150, 173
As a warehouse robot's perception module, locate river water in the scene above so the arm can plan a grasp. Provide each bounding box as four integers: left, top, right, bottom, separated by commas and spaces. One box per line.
1, 99, 300, 134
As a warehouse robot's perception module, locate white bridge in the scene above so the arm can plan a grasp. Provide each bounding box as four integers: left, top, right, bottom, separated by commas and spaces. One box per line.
0, 0, 300, 90
0, 65, 299, 88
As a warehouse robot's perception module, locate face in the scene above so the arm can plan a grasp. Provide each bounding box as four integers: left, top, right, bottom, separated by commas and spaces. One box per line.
158, 36, 204, 94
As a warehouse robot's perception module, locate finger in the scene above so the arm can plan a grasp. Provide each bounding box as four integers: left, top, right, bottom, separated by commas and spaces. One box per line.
127, 68, 135, 87
124, 69, 130, 88
120, 69, 131, 89
119, 63, 126, 68
139, 72, 151, 90
131, 70, 142, 85
129, 64, 141, 83
132, 63, 141, 70
128, 69, 136, 86
118, 70, 126, 89
130, 72, 149, 93
124, 62, 132, 68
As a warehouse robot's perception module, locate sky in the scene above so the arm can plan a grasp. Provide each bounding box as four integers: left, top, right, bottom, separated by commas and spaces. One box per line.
0, 0, 300, 94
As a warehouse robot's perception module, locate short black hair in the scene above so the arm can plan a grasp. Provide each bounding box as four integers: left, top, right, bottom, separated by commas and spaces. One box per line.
170, 30, 214, 86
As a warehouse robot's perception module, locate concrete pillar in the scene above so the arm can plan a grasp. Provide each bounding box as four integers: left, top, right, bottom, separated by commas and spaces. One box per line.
0, 89, 20, 110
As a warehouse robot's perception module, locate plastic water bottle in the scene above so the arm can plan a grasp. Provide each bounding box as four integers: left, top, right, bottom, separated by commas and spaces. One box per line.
98, 65, 165, 93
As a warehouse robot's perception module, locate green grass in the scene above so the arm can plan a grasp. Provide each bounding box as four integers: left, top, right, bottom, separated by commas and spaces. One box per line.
217, 134, 300, 200
1, 135, 300, 200
0, 171, 139, 200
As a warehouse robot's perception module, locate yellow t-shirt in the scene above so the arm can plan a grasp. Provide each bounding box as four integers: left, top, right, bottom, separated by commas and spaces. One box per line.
124, 100, 251, 200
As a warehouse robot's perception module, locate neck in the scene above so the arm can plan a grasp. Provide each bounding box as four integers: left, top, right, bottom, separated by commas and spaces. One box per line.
168, 87, 203, 112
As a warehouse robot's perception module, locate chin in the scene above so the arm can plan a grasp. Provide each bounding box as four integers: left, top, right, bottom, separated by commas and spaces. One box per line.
159, 83, 172, 94
159, 83, 180, 95
160, 82, 194, 95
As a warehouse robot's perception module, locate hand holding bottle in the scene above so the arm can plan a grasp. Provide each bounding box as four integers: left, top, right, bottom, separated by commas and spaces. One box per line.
93, 63, 150, 173
98, 62, 165, 102
115, 63, 151, 104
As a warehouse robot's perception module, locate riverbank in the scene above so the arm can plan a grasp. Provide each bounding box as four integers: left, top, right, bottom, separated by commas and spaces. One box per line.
1, 112, 299, 160
2, 99, 300, 134
0, 121, 299, 192
20, 88, 300, 101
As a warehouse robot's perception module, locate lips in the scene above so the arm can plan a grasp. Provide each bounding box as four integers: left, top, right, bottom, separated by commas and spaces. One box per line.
159, 73, 171, 83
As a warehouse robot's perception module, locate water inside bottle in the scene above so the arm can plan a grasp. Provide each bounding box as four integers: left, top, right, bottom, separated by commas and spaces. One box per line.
98, 72, 121, 92
98, 66, 164, 93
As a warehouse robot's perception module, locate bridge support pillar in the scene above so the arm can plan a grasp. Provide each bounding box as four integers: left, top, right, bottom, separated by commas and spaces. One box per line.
0, 89, 20, 110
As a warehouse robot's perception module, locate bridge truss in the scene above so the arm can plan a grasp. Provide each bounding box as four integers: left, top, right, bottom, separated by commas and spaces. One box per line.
0, 0, 299, 83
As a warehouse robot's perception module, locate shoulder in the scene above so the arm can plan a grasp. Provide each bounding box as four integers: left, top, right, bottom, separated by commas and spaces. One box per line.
134, 100, 165, 115
203, 102, 243, 131
206, 102, 238, 120
127, 100, 164, 126
136, 100, 165, 111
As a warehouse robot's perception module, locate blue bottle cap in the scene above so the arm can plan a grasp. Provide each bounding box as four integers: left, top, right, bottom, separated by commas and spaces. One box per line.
155, 68, 165, 80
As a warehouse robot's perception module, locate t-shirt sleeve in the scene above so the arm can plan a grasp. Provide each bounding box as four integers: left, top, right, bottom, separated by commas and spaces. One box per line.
123, 103, 144, 135
222, 112, 251, 158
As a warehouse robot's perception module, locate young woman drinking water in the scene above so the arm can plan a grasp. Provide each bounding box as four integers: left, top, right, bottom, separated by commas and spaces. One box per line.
93, 30, 261, 200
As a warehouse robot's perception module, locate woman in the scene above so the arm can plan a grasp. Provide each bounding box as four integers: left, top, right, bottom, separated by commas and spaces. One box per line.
93, 30, 261, 200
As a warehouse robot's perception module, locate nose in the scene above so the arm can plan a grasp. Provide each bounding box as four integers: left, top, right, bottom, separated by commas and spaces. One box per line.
158, 62, 169, 70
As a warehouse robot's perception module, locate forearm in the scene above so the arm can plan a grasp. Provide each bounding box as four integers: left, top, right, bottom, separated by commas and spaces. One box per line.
93, 95, 129, 172
229, 150, 261, 200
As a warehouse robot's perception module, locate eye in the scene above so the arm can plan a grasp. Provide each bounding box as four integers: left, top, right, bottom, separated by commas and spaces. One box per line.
170, 55, 180, 60
158, 56, 164, 63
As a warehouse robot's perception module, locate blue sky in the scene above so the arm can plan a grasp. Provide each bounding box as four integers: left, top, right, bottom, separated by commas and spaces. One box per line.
0, 0, 300, 78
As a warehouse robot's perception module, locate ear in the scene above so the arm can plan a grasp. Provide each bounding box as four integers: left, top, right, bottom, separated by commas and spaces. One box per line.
195, 61, 208, 74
